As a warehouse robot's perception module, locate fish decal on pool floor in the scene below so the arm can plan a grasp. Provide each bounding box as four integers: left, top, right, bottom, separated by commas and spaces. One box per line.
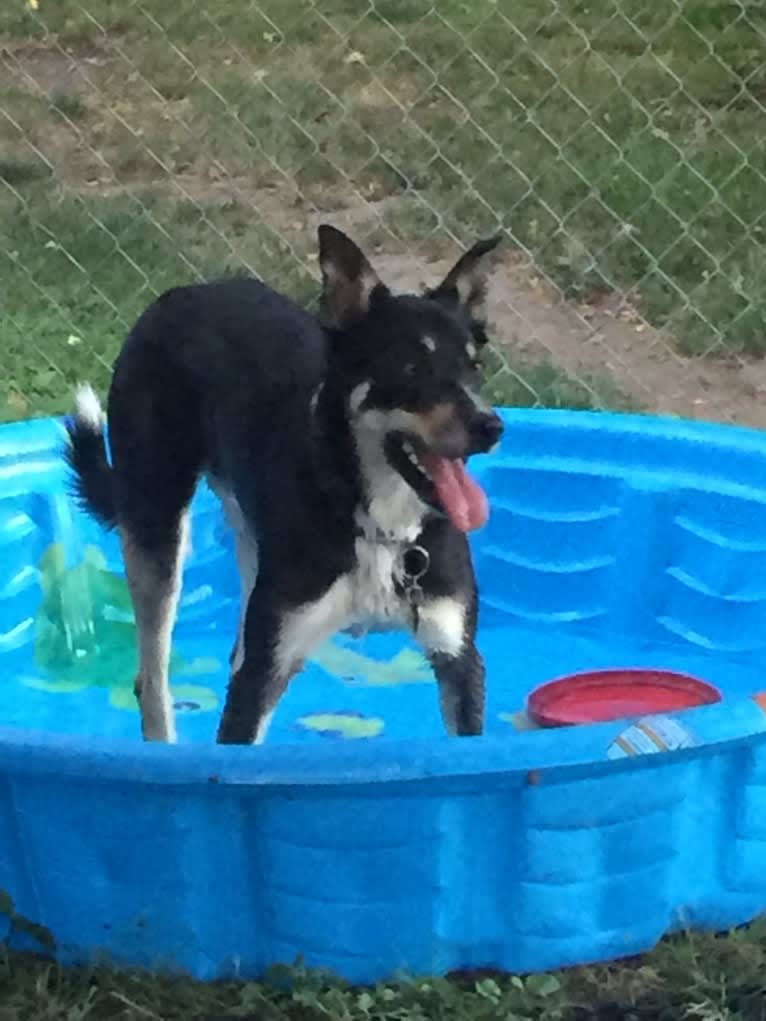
310, 642, 433, 687
295, 710, 385, 739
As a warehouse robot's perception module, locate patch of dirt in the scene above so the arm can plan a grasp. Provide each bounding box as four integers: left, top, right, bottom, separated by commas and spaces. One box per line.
479, 257, 766, 427
473, 249, 766, 427
0, 41, 114, 183
0, 40, 104, 92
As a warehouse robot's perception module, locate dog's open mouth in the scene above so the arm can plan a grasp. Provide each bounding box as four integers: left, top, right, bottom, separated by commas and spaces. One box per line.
386, 434, 489, 532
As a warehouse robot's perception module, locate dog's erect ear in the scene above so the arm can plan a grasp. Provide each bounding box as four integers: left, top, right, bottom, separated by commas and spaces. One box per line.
428, 235, 501, 324
318, 224, 384, 330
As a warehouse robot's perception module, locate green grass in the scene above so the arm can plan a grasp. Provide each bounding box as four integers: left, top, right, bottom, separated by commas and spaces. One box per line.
2, 921, 766, 1020
482, 347, 639, 412
0, 184, 318, 418
1, 0, 764, 396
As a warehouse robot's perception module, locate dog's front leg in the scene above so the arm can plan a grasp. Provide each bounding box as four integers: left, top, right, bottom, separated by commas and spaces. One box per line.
414, 596, 485, 736
216, 601, 286, 745
430, 644, 485, 736
217, 575, 352, 744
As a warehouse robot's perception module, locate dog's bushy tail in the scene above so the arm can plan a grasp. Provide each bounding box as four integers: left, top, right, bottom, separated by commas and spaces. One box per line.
64, 385, 117, 529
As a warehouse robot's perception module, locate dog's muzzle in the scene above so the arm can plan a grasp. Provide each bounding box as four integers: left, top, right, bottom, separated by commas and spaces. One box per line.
468, 410, 504, 454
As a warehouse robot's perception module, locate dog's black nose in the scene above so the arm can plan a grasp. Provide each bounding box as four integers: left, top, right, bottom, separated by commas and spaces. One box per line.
470, 411, 504, 453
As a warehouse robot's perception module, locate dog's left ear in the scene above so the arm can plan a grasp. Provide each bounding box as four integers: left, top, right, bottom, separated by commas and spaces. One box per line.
318, 224, 385, 330
427, 235, 501, 325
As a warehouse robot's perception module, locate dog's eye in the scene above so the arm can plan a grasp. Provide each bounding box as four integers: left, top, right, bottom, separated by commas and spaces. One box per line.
404, 363, 416, 375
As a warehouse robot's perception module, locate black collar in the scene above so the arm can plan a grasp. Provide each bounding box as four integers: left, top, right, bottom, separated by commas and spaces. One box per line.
352, 522, 410, 546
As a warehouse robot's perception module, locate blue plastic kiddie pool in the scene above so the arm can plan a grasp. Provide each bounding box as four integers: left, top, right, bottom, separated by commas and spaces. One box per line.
1, 406, 766, 981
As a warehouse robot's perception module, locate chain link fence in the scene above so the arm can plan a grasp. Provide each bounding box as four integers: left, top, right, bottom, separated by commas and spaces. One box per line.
2, 1, 766, 425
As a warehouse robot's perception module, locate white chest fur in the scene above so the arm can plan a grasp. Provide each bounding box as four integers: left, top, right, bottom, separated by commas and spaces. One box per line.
347, 535, 407, 630
275, 536, 406, 677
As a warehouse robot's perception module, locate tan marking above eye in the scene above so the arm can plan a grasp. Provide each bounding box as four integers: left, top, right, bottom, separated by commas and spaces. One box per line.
419, 335, 437, 353
422, 402, 456, 428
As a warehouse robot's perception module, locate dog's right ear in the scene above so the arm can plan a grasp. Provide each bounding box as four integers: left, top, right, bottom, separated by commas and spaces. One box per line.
318, 225, 386, 330
427, 235, 501, 328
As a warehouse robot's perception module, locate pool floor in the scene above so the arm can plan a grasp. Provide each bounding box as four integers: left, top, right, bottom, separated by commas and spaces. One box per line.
3, 615, 761, 745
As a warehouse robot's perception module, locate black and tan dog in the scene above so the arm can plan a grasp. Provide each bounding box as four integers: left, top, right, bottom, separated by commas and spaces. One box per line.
66, 226, 503, 744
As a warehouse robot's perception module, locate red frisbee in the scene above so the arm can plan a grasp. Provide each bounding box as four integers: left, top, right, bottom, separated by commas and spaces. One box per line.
527, 668, 722, 728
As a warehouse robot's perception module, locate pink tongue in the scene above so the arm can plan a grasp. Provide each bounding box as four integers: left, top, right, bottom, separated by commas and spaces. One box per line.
422, 455, 489, 532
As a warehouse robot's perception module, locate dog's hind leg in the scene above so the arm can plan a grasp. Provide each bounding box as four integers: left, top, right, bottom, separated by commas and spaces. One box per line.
229, 530, 258, 669
109, 380, 203, 744
207, 479, 259, 670
121, 514, 189, 743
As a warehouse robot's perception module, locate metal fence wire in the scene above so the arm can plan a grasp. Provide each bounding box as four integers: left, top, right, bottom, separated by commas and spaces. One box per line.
2, 1, 766, 425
